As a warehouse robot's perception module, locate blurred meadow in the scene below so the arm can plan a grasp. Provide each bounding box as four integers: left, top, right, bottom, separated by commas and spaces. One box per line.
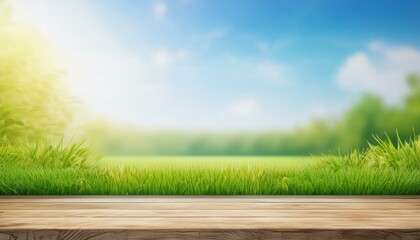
1, 0, 420, 194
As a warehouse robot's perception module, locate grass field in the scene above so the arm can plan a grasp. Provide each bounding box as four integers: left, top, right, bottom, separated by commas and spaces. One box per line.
1, 135, 419, 195
101, 156, 318, 169
1, 157, 419, 195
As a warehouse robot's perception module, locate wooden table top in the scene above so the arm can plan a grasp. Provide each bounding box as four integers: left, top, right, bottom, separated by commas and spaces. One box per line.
1, 196, 419, 230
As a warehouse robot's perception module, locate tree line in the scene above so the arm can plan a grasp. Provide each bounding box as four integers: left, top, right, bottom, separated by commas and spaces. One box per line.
85, 78, 420, 156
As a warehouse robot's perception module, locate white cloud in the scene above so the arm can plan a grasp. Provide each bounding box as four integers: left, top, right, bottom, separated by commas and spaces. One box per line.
226, 55, 290, 85
227, 98, 258, 118
154, 2, 167, 19
152, 51, 170, 66
256, 42, 269, 52
191, 28, 227, 41
178, 0, 194, 5
255, 61, 285, 84
151, 49, 187, 66
336, 42, 420, 102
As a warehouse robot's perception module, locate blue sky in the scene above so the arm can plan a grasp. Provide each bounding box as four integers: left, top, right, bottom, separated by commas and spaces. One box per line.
11, 0, 420, 130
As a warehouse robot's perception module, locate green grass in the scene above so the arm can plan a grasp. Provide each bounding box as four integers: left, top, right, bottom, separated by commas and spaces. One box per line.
0, 135, 419, 195
0, 138, 99, 169
1, 162, 419, 195
101, 156, 317, 169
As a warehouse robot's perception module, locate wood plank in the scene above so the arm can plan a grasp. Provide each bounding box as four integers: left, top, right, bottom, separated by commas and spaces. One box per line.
1, 197, 419, 239
2, 202, 420, 210
261, 230, 420, 240
1, 217, 420, 230
1, 230, 420, 240
1, 196, 420, 203
2, 209, 420, 218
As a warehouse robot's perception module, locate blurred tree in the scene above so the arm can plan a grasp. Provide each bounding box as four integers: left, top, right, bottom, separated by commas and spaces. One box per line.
405, 75, 420, 125
339, 95, 386, 149
0, 0, 73, 142
330, 75, 420, 152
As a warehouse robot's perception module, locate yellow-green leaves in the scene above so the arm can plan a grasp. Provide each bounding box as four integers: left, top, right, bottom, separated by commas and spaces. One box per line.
281, 176, 289, 192
0, 1, 73, 142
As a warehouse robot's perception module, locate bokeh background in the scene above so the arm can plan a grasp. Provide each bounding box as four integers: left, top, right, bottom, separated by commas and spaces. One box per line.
1, 0, 420, 155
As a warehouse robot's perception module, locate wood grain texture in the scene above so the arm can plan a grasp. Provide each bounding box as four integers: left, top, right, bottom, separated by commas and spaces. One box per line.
1, 230, 420, 240
0, 197, 419, 239
3, 209, 420, 218
3, 202, 420, 210
1, 196, 419, 203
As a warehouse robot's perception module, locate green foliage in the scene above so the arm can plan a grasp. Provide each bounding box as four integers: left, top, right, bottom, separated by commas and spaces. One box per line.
21, 139, 100, 169
0, 139, 99, 170
318, 134, 420, 170
0, 1, 99, 177
0, 140, 20, 165
0, 0, 73, 142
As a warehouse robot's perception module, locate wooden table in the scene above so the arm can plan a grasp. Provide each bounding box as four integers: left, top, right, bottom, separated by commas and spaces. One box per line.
1, 196, 419, 239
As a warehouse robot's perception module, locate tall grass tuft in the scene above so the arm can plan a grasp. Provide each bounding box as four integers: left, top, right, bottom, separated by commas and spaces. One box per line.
0, 140, 21, 165
1, 138, 99, 170
318, 133, 420, 170
23, 139, 100, 169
